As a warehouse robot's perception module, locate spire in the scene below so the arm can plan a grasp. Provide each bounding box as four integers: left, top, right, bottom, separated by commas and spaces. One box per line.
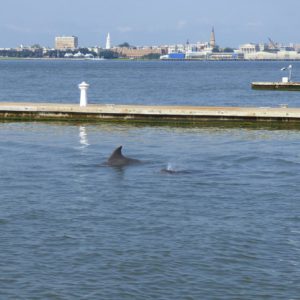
210, 27, 216, 48
186, 39, 191, 52
105, 33, 111, 50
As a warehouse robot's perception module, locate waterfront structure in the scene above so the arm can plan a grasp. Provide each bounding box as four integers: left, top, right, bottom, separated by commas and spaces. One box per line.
258, 43, 269, 51
210, 52, 243, 60
237, 42, 300, 60
185, 50, 211, 60
106, 33, 111, 49
252, 65, 300, 89
252, 81, 300, 90
78, 82, 89, 107
160, 52, 186, 60
73, 52, 84, 58
163, 27, 218, 60
64, 53, 74, 58
245, 50, 300, 60
89, 47, 101, 56
239, 43, 259, 56
2, 27, 300, 61
2, 102, 300, 123
167, 44, 186, 54
55, 36, 78, 50
294, 44, 300, 52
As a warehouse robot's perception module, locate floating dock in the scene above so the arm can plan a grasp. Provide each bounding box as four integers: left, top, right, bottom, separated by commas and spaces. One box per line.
251, 82, 300, 91
1, 102, 300, 124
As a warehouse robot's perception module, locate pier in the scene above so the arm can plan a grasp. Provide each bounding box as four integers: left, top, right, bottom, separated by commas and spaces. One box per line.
1, 102, 300, 124
251, 82, 300, 91
251, 64, 300, 91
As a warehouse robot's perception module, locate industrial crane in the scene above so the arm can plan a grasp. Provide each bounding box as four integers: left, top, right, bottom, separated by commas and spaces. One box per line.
268, 37, 279, 50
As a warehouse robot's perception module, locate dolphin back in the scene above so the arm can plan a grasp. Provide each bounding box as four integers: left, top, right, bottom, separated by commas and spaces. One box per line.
108, 146, 124, 163
107, 146, 140, 166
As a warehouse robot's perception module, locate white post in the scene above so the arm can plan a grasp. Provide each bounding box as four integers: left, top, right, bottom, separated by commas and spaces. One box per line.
78, 81, 90, 107
288, 65, 292, 82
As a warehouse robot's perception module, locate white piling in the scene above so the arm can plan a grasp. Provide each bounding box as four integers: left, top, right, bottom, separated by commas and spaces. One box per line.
78, 81, 90, 107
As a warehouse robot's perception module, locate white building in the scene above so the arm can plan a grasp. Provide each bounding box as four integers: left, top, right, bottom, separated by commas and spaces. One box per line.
239, 43, 260, 59
244, 50, 300, 60
185, 50, 211, 59
167, 44, 186, 54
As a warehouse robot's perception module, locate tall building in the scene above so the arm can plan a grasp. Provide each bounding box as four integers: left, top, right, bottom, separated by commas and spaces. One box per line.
115, 47, 163, 59
106, 33, 111, 50
210, 27, 216, 48
55, 36, 78, 50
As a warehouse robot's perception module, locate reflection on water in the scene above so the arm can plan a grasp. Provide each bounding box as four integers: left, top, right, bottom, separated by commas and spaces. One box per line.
79, 126, 89, 147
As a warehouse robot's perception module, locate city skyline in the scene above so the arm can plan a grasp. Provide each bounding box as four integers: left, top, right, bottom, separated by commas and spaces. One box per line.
1, 0, 300, 48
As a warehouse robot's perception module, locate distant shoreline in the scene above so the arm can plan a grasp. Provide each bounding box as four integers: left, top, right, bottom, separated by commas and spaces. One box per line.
1, 57, 300, 62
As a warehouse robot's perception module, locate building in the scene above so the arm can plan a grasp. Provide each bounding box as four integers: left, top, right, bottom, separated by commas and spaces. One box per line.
293, 44, 300, 52
210, 52, 244, 60
239, 43, 259, 54
167, 44, 186, 54
185, 50, 211, 60
55, 36, 78, 50
245, 50, 300, 60
210, 27, 216, 48
115, 47, 163, 59
106, 33, 111, 50
239, 43, 260, 59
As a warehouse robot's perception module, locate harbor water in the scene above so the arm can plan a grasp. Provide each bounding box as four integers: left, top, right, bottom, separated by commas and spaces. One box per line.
0, 60, 300, 299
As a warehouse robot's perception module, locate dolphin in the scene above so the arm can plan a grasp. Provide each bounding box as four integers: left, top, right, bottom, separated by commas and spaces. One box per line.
107, 146, 140, 167
160, 168, 191, 175
160, 163, 192, 175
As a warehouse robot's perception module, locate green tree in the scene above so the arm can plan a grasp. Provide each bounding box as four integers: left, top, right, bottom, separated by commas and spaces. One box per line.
31, 44, 42, 49
223, 47, 234, 53
118, 42, 131, 48
212, 46, 220, 53
99, 50, 119, 59
142, 53, 161, 60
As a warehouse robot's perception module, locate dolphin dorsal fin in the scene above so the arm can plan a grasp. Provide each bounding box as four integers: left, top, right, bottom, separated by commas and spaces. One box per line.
108, 146, 124, 162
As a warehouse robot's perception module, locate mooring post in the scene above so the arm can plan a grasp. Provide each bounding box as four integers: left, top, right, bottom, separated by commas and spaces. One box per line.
288, 65, 292, 82
78, 81, 90, 107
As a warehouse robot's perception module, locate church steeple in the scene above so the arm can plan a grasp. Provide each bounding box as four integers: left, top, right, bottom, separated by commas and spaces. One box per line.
106, 33, 111, 50
210, 27, 216, 48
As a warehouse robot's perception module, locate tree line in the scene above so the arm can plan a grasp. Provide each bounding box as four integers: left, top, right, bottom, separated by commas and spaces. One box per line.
0, 48, 117, 59
0, 47, 161, 59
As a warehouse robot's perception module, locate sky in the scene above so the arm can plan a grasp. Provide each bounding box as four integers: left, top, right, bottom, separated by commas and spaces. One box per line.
0, 0, 299, 48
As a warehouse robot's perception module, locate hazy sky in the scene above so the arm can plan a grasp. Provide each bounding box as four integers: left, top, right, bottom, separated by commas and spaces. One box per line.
0, 0, 299, 48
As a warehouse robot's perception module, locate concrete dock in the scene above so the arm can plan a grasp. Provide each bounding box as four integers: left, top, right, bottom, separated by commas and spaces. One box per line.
1, 102, 300, 124
252, 82, 300, 91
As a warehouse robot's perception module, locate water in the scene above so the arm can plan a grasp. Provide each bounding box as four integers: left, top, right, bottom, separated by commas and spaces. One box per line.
1, 59, 300, 107
0, 60, 300, 299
